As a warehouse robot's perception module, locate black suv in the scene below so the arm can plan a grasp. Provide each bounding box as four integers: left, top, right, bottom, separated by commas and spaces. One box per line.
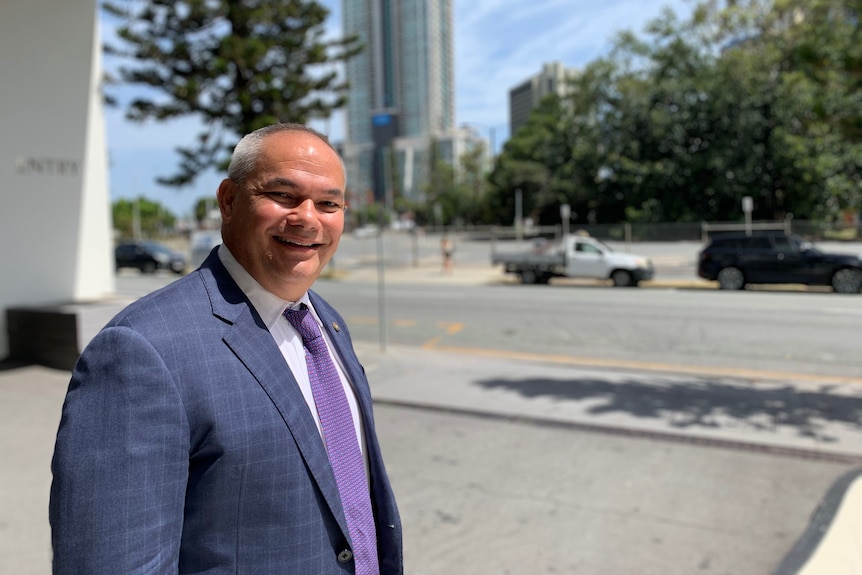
115, 241, 187, 274
697, 232, 862, 293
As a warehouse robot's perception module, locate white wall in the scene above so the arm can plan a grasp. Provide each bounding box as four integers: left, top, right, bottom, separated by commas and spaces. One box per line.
0, 0, 113, 357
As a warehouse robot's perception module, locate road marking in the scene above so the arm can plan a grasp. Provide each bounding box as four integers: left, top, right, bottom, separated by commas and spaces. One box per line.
420, 342, 862, 386
437, 322, 464, 335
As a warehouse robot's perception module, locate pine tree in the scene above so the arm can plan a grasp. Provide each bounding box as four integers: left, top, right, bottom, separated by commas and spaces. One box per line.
103, 0, 361, 186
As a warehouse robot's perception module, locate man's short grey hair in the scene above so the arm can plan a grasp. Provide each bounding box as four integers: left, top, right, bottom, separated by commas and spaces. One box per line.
227, 123, 343, 186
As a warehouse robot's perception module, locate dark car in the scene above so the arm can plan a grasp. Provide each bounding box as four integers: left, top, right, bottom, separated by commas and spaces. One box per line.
115, 241, 187, 274
697, 231, 862, 293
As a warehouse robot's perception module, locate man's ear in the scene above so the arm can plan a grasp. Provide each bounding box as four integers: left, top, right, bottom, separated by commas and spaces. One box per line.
217, 179, 236, 223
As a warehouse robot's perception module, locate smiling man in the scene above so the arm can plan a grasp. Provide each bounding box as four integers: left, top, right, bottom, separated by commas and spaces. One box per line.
49, 124, 403, 575
217, 126, 347, 301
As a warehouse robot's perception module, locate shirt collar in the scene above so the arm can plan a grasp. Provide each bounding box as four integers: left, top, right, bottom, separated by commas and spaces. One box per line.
217, 244, 312, 330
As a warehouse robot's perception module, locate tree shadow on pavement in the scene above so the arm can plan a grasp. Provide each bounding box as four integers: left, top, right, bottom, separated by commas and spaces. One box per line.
474, 374, 862, 443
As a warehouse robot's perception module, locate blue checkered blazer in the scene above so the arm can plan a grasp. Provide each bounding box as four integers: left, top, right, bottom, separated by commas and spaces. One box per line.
50, 249, 403, 574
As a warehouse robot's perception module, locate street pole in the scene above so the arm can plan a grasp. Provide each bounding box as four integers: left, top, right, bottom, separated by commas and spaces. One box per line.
515, 188, 523, 242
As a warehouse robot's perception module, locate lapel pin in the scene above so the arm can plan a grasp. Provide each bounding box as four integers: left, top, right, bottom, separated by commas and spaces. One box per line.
332, 322, 341, 332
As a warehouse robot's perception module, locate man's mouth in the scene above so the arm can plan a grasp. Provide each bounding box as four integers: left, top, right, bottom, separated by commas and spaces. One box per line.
274, 236, 320, 248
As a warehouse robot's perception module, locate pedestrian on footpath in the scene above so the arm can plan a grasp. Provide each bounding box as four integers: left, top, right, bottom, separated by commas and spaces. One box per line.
49, 123, 403, 574
441, 234, 454, 275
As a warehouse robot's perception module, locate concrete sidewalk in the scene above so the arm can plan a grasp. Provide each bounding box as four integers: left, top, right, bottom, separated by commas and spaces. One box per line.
4, 342, 861, 574
358, 344, 862, 575
357, 342, 862, 462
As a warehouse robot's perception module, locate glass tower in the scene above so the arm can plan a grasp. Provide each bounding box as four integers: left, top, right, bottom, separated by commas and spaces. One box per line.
341, 0, 455, 205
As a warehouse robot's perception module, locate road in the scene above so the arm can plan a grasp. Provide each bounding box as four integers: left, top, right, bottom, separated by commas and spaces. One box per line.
312, 281, 862, 380
123, 237, 862, 380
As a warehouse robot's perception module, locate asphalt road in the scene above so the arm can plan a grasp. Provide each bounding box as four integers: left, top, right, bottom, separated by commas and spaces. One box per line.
312, 281, 862, 380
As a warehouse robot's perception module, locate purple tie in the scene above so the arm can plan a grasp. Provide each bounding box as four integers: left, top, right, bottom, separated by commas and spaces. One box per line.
284, 305, 379, 575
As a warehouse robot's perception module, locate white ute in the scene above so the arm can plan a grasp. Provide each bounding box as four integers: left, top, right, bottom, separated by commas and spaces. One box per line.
492, 235, 655, 286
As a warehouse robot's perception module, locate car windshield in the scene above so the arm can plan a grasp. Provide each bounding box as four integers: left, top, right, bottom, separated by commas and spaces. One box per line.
143, 242, 173, 256
592, 238, 613, 252
789, 235, 821, 254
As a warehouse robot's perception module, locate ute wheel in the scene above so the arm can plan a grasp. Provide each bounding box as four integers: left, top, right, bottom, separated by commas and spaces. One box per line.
611, 269, 633, 287
831, 268, 862, 294
717, 266, 745, 290
520, 270, 537, 284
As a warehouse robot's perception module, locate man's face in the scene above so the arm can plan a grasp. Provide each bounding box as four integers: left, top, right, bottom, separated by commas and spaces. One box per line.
218, 130, 346, 301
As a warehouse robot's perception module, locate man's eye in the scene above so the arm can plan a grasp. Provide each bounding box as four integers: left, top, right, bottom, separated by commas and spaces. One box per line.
319, 201, 343, 213
266, 193, 298, 206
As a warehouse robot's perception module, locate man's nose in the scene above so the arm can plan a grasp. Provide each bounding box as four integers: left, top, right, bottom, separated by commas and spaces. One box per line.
287, 198, 317, 224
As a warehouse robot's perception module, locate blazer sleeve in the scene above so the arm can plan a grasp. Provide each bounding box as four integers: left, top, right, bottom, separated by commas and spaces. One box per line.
50, 325, 190, 574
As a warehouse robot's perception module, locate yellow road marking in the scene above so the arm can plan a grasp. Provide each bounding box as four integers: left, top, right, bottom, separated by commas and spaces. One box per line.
437, 322, 464, 335
421, 342, 862, 386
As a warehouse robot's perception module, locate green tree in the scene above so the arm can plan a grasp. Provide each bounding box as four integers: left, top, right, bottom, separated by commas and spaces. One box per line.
193, 196, 220, 224
694, 0, 862, 221
455, 141, 492, 224
482, 0, 862, 226
112, 197, 177, 238
416, 137, 455, 226
487, 93, 577, 225
103, 0, 361, 187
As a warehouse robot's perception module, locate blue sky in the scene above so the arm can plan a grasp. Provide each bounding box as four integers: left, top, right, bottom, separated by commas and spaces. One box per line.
104, 0, 693, 218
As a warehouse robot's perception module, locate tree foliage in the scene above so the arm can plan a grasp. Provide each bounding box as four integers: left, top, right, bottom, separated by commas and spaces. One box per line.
419, 139, 493, 226
486, 0, 862, 226
193, 196, 220, 224
113, 197, 177, 238
102, 0, 361, 187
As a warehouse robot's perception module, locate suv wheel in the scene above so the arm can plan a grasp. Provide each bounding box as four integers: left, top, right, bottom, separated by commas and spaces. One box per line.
717, 267, 745, 290
831, 268, 862, 294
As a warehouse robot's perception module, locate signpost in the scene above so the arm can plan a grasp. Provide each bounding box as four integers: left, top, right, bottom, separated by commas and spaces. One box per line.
742, 196, 753, 236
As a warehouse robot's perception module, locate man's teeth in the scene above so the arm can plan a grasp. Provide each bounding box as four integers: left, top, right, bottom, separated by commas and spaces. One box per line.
276, 237, 315, 247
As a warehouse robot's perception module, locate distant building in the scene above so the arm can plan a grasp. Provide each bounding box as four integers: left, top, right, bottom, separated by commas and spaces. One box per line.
389, 125, 489, 203
342, 0, 471, 207
509, 61, 578, 136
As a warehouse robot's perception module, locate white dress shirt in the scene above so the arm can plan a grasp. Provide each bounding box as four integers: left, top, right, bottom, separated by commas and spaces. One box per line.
217, 245, 368, 464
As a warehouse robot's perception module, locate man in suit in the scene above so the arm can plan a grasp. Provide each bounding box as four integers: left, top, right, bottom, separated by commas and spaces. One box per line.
49, 124, 403, 574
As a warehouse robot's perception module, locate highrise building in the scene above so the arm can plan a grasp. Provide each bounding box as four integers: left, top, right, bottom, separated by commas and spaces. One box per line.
341, 0, 458, 207
509, 61, 578, 136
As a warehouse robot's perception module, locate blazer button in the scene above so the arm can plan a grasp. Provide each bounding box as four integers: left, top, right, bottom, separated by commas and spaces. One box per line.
337, 549, 353, 563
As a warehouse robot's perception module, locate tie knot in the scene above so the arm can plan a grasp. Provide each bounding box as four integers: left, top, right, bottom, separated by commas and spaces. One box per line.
284, 305, 323, 344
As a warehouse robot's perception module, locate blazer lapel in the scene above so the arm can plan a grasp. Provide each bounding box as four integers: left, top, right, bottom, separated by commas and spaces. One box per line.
309, 292, 373, 411
199, 253, 350, 538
